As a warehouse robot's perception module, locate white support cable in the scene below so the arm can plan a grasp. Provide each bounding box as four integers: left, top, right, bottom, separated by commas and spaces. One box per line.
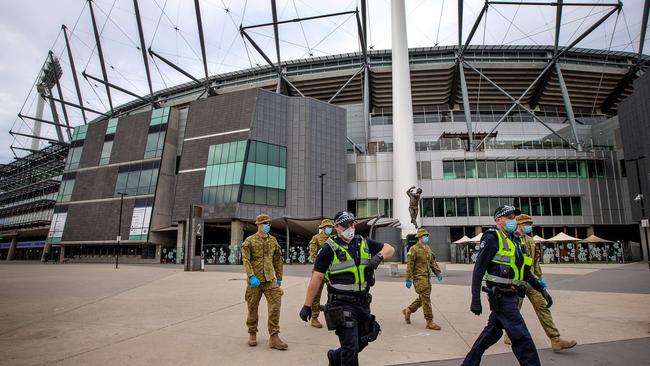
590, 10, 620, 116
490, 4, 540, 45
435, 0, 445, 46
83, 0, 118, 71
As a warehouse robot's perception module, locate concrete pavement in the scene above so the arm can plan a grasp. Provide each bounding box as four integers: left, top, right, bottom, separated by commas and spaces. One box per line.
0, 262, 648, 365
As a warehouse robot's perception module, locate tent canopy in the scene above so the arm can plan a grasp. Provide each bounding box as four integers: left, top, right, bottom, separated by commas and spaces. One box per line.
468, 232, 483, 243
547, 232, 581, 242
581, 234, 613, 243
532, 235, 547, 243
453, 235, 471, 244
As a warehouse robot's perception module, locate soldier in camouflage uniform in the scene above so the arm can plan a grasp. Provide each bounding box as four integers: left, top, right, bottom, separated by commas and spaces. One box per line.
503, 214, 577, 352
242, 213, 288, 350
307, 218, 334, 328
402, 228, 444, 330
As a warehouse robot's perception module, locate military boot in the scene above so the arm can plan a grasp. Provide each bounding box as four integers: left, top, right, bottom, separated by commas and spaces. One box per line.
311, 317, 323, 328
402, 308, 412, 324
504, 334, 511, 345
248, 333, 257, 347
426, 320, 441, 330
269, 334, 288, 350
551, 337, 577, 352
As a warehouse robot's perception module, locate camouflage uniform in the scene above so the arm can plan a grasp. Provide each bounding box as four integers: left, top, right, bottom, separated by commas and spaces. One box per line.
406, 230, 442, 322
518, 233, 560, 339
308, 231, 330, 318
242, 229, 284, 336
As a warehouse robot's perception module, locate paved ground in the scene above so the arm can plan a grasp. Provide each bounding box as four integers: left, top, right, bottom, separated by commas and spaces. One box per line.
0, 261, 648, 366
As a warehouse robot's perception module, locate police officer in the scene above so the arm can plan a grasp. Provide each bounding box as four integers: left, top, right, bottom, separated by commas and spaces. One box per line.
462, 205, 553, 366
307, 218, 335, 328
299, 211, 395, 366
241, 213, 287, 350
502, 214, 577, 352
402, 228, 443, 330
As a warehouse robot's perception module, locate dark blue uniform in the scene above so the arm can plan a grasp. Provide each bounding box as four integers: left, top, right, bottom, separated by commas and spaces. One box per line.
462, 229, 545, 366
313, 236, 384, 366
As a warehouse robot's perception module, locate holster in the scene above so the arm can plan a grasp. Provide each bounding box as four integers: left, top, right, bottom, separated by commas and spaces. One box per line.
359, 314, 381, 347
482, 285, 501, 313
321, 304, 352, 331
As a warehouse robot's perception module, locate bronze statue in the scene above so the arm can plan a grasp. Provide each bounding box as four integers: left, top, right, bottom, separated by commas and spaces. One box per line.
407, 186, 422, 228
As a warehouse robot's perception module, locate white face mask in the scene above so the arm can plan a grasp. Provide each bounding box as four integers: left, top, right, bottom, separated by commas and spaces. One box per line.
341, 227, 355, 241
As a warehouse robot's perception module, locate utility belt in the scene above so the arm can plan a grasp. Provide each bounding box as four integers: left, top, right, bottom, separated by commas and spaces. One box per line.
482, 283, 527, 312
320, 303, 381, 347
327, 291, 372, 306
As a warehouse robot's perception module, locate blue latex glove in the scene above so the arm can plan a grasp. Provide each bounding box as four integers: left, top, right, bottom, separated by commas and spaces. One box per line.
405, 280, 412, 288
277, 279, 282, 287
539, 278, 548, 289
437, 274, 443, 281
249, 275, 260, 288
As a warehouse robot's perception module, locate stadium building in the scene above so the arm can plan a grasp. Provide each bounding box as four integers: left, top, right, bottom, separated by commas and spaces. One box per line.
1, 2, 649, 265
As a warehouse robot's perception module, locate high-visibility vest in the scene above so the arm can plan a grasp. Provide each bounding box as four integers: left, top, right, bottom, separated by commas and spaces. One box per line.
484, 230, 533, 287
324, 238, 370, 292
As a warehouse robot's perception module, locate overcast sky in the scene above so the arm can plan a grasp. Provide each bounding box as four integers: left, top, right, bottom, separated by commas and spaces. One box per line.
0, 0, 648, 164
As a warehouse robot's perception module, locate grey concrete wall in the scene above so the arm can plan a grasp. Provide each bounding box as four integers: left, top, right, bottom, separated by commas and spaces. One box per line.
424, 226, 451, 261
373, 226, 401, 262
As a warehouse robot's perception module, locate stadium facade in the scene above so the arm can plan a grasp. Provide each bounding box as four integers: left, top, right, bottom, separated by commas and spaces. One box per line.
1, 45, 648, 264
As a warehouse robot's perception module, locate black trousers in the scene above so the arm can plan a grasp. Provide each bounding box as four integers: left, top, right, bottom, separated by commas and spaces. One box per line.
328, 301, 372, 366
462, 292, 540, 366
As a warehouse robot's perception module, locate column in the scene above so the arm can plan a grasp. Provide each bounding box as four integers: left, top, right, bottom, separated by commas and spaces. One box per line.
176, 221, 185, 264
230, 220, 245, 265
6, 235, 17, 261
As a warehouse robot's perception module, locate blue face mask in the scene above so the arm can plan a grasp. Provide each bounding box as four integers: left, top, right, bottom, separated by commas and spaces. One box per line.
422, 235, 430, 244
523, 225, 533, 234
324, 227, 333, 235
505, 219, 518, 233
262, 224, 271, 234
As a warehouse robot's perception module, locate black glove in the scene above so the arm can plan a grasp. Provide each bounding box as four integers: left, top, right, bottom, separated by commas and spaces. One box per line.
368, 253, 383, 270
470, 299, 482, 316
542, 289, 553, 308
299, 305, 311, 322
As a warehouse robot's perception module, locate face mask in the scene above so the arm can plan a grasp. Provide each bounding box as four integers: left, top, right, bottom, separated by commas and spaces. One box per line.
341, 227, 355, 241
422, 235, 430, 244
262, 224, 271, 234
505, 219, 518, 233
324, 227, 333, 236
523, 225, 533, 234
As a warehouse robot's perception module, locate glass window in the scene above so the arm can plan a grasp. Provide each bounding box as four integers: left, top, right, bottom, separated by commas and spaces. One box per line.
578, 161, 588, 178
527, 160, 537, 178
279, 146, 287, 168
106, 118, 118, 134
557, 160, 567, 178
65, 147, 83, 170
71, 125, 88, 141
547, 160, 558, 178
267, 166, 280, 189
571, 197, 582, 216
540, 197, 551, 216
444, 198, 456, 217
421, 198, 433, 217
477, 160, 487, 178
456, 197, 468, 217
99, 141, 113, 165
357, 200, 368, 218
468, 197, 478, 216
465, 160, 477, 178
506, 160, 517, 178
519, 197, 530, 214
479, 197, 490, 216
144, 131, 164, 159
434, 198, 445, 217
254, 142, 268, 165
417, 161, 432, 180
489, 197, 500, 215
126, 170, 141, 195
537, 160, 547, 178
115, 172, 128, 195
567, 160, 578, 178
268, 144, 280, 167
486, 161, 497, 178
443, 161, 455, 179
137, 169, 153, 195
516, 160, 528, 178
241, 185, 255, 203
551, 197, 561, 216
497, 161, 506, 178
57, 179, 75, 202
561, 197, 572, 215
255, 164, 268, 187
531, 197, 542, 216
454, 161, 466, 179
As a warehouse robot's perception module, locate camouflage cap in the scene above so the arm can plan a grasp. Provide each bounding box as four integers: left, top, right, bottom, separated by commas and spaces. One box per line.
516, 214, 533, 225
319, 218, 334, 228
416, 228, 429, 238
255, 213, 271, 225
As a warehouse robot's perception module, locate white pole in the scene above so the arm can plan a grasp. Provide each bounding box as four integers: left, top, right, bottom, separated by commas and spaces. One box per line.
31, 89, 46, 151
391, 0, 418, 238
